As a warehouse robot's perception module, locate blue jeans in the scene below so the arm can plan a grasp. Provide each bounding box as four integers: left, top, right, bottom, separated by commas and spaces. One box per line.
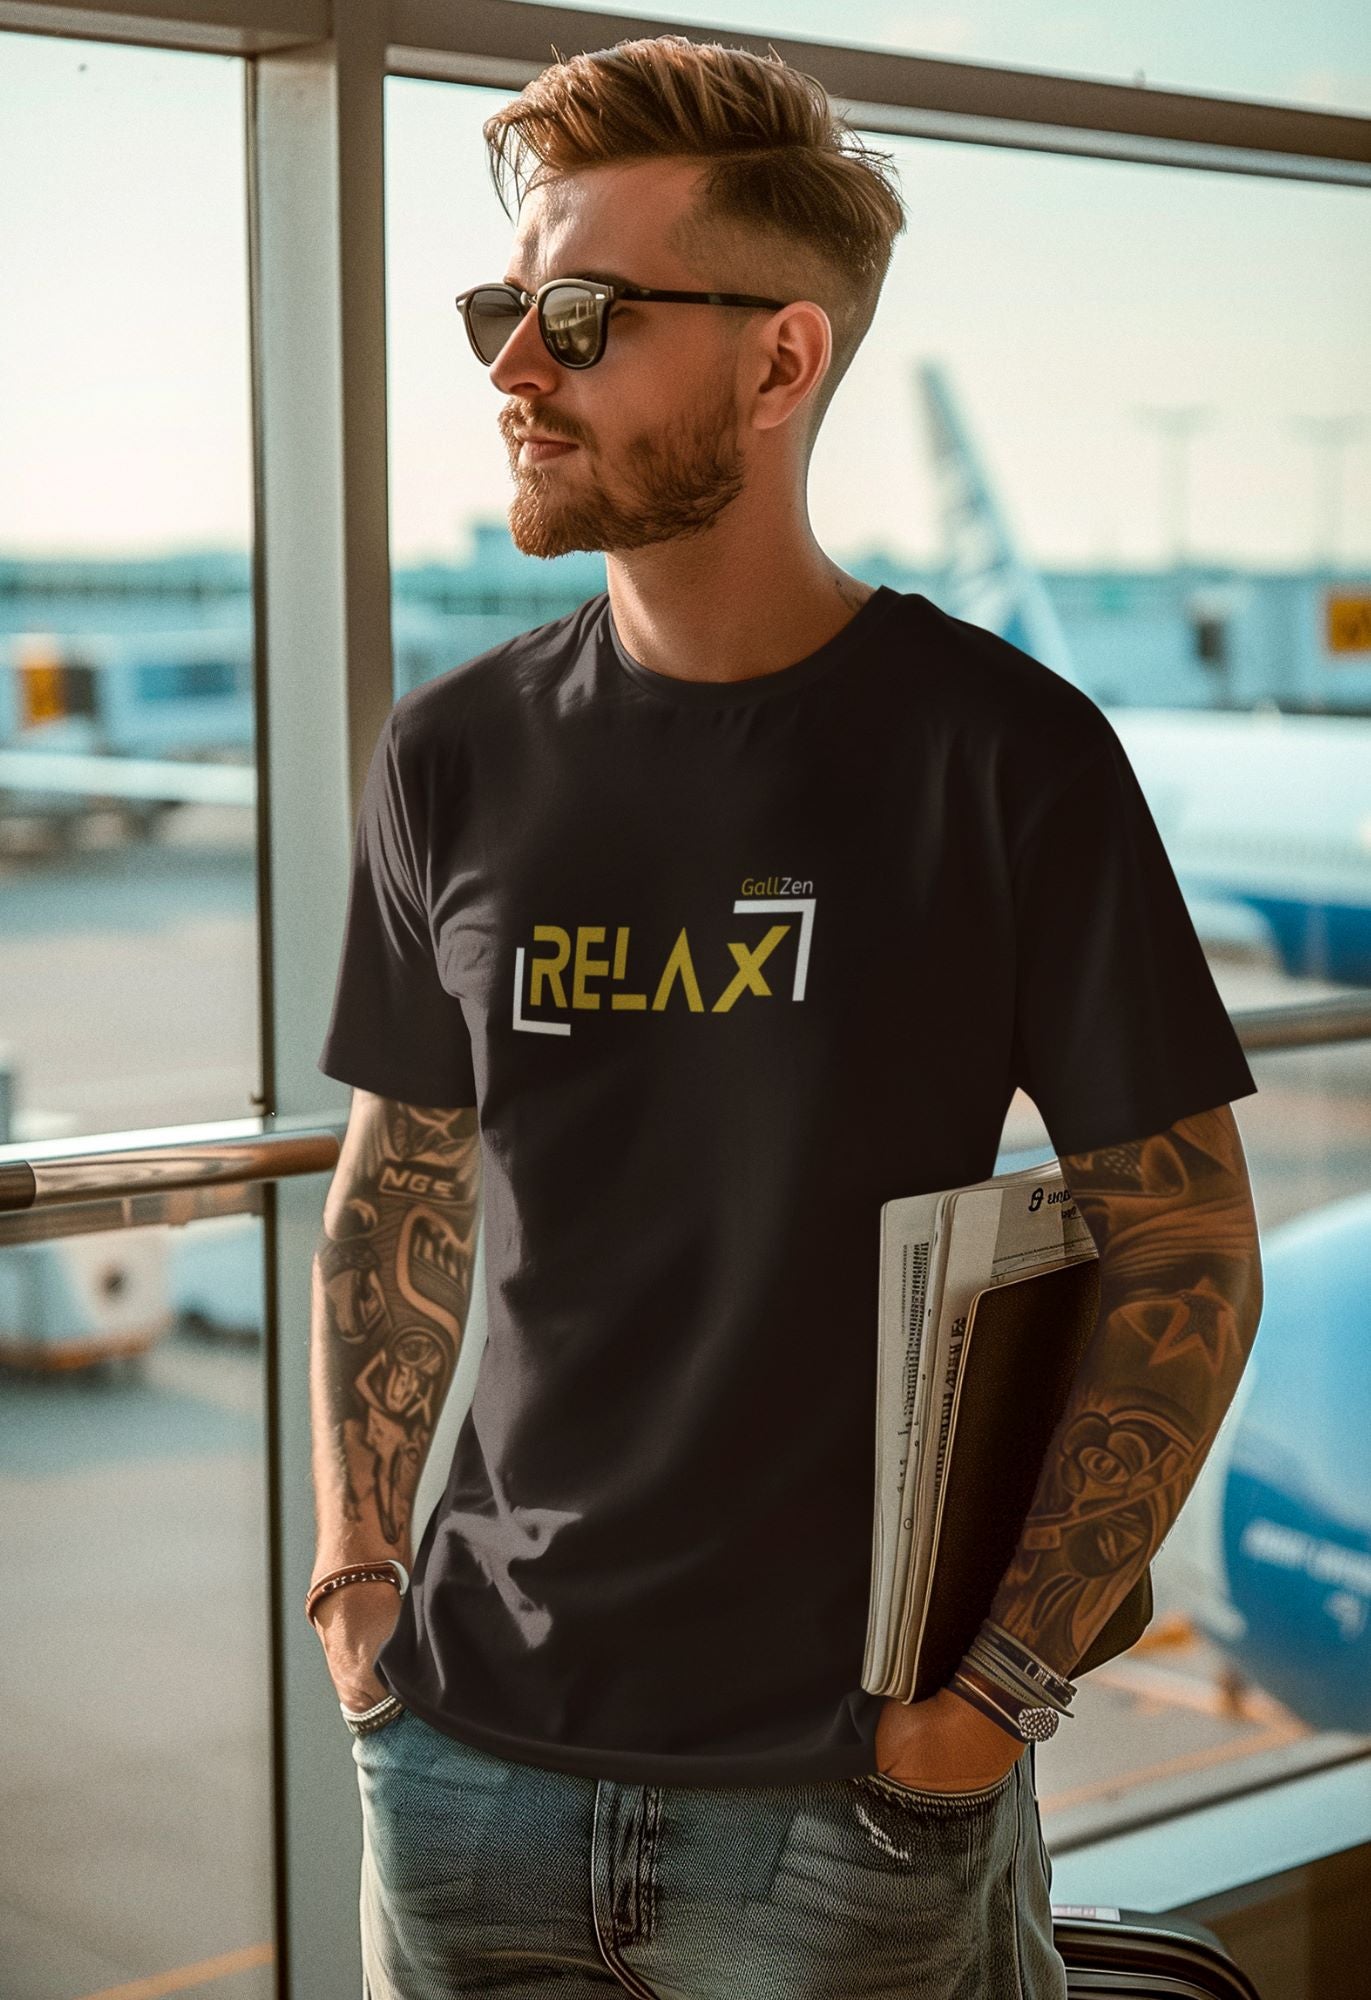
347, 1694, 1068, 1998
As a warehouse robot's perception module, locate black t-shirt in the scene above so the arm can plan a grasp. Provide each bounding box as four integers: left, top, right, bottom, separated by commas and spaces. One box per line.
317, 583, 1258, 1785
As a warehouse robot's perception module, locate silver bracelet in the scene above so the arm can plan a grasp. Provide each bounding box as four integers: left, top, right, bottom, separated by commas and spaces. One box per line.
339, 1691, 400, 1721
979, 1618, 1076, 1699
962, 1625, 1076, 1714
972, 1619, 1077, 1699
960, 1650, 1064, 1712
963, 1649, 1073, 1714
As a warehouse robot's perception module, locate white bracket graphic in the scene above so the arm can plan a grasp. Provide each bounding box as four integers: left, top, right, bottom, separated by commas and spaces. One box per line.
732, 897, 815, 1001
512, 943, 572, 1035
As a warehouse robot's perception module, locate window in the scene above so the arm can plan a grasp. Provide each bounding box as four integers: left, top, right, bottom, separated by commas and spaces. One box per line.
385, 75, 1371, 1843
0, 35, 258, 1136
0, 34, 273, 1995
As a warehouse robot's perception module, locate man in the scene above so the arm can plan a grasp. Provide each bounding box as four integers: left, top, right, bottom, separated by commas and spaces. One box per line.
309, 34, 1263, 1998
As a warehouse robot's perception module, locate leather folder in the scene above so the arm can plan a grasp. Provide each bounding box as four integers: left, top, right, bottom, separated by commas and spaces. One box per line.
907, 1254, 1153, 1703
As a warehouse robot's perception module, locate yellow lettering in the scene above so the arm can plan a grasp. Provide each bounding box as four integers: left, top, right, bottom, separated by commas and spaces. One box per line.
610, 925, 647, 1007
572, 925, 610, 1008
651, 927, 705, 1012
529, 925, 570, 1007
712, 924, 790, 1011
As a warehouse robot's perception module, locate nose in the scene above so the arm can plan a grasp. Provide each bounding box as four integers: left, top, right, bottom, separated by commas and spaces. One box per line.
490, 301, 560, 396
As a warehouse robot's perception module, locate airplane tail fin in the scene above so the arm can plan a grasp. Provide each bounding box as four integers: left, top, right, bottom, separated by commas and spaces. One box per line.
916, 357, 1080, 685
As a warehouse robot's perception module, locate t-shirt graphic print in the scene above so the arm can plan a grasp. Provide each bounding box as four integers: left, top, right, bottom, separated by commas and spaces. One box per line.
317, 583, 1258, 1785
513, 880, 816, 1035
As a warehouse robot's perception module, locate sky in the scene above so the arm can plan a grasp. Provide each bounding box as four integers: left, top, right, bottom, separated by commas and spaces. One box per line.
1, 15, 1369, 571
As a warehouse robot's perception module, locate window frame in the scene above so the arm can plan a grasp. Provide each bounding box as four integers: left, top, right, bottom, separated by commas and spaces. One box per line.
1, 4, 1367, 1993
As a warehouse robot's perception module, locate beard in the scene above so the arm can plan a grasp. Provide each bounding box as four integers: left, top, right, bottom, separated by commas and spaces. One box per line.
504, 373, 746, 559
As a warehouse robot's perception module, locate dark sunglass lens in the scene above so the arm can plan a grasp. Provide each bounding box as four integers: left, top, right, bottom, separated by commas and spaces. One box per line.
465, 288, 525, 364
540, 284, 602, 365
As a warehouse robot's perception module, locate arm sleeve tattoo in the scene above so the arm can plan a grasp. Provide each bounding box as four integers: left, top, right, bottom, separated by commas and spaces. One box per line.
970, 1103, 1264, 1677
310, 1095, 482, 1569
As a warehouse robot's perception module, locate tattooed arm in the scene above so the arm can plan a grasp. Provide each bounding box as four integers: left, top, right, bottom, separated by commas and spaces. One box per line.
880, 1103, 1262, 1790
310, 1087, 482, 1584
963, 1100, 1264, 1682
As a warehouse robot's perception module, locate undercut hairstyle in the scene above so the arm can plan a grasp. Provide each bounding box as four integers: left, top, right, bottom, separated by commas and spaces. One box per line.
482, 35, 907, 452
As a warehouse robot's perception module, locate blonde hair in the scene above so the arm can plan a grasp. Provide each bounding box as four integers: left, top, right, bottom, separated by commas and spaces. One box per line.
483, 35, 907, 450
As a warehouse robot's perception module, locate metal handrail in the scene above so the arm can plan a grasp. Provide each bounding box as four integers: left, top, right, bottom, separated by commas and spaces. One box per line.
0, 1113, 344, 1216
1230, 993, 1371, 1050
1, 995, 1368, 1217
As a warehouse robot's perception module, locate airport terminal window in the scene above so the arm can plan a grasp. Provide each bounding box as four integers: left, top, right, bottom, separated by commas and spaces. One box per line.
0, 1212, 275, 1996
0, 34, 258, 1138
134, 657, 242, 702
0, 38, 269, 1989
0, 15, 1362, 1998
386, 81, 1371, 688
386, 75, 1371, 1843
1194, 614, 1229, 669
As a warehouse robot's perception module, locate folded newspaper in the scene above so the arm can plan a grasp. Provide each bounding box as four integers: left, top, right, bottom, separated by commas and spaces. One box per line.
862, 1154, 1103, 1702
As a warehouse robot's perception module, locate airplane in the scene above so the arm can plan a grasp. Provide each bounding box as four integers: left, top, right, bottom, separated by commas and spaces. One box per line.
926, 355, 1371, 1737
917, 357, 1371, 989
1157, 1188, 1371, 1735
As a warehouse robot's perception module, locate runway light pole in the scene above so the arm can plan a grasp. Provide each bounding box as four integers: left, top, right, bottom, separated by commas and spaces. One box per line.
1134, 404, 1213, 573
1291, 413, 1366, 573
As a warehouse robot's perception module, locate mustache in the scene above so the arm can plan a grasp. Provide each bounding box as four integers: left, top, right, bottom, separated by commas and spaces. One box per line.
504, 413, 582, 447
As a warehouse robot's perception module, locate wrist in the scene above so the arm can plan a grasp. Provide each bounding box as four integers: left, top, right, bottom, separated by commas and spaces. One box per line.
948, 1664, 1068, 1743
309, 1576, 402, 1631
957, 1619, 1077, 1711
947, 1669, 1025, 1740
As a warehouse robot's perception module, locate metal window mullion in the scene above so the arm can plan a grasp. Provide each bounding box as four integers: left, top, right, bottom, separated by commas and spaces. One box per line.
246, 10, 391, 1998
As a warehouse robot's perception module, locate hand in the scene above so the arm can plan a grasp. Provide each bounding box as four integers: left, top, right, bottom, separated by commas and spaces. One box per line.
312, 1579, 404, 1711
875, 1685, 1025, 1794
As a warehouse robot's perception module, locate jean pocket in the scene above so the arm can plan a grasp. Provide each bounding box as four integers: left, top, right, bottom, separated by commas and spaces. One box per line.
341, 1692, 408, 1738
851, 1762, 1017, 1813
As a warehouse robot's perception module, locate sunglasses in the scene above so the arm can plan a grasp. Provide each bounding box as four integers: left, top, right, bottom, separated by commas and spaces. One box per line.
454, 276, 789, 371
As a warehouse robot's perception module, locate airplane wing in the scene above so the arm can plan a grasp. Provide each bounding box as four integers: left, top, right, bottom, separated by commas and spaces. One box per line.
0, 748, 255, 807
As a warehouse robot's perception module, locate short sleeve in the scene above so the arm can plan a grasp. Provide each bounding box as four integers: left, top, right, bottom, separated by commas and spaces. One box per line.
1009, 727, 1257, 1158
317, 709, 477, 1109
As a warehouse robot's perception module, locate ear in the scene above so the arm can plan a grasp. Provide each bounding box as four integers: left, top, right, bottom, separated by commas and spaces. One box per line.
745, 300, 832, 437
